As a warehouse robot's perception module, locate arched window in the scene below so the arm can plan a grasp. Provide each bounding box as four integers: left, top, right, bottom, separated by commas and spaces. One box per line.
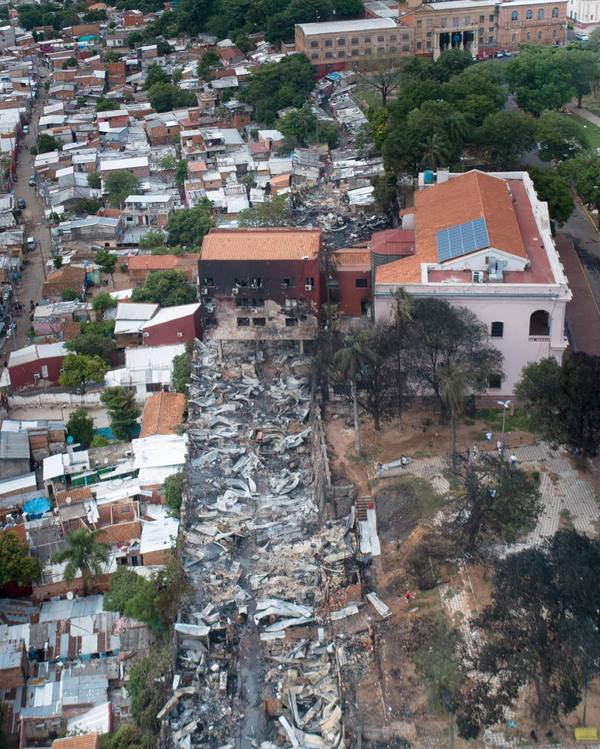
529, 310, 550, 336
526, 8, 533, 18
511, 10, 518, 19
552, 6, 559, 16
538, 8, 545, 18
537, 29, 542, 38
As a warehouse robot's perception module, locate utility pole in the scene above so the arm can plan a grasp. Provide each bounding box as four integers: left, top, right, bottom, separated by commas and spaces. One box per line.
497, 399, 510, 455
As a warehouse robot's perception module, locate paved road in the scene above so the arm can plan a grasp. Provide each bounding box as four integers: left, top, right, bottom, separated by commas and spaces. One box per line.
564, 203, 600, 303
555, 231, 600, 355
8, 84, 50, 354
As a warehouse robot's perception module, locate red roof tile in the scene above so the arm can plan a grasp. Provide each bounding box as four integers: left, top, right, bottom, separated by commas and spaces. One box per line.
201, 228, 321, 262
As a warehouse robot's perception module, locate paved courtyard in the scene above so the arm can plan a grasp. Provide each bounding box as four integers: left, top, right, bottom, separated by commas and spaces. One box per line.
380, 443, 600, 748
382, 442, 600, 553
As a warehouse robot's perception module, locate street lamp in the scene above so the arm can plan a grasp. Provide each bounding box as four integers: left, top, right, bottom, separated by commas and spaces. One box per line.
497, 399, 510, 454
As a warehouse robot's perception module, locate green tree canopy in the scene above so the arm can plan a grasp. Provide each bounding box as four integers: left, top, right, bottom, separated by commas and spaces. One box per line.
147, 82, 197, 113
95, 249, 117, 278
171, 350, 192, 395
95, 97, 121, 112
104, 566, 160, 629
65, 332, 115, 364
197, 50, 220, 80
105, 171, 139, 208
100, 386, 141, 441
528, 167, 575, 225
144, 62, 170, 89
164, 472, 184, 516
431, 48, 473, 82
59, 353, 108, 392
406, 298, 503, 416
239, 54, 314, 124
559, 150, 600, 206
165, 201, 214, 247
61, 288, 80, 302
449, 454, 541, 552
92, 291, 117, 314
506, 46, 576, 116
458, 530, 600, 736
88, 172, 101, 189
132, 269, 197, 307
36, 133, 59, 154
516, 353, 600, 456
536, 110, 588, 162
139, 230, 166, 250
0, 532, 42, 588
384, 99, 471, 175
562, 47, 600, 107
475, 110, 537, 169
238, 194, 292, 227
67, 408, 95, 448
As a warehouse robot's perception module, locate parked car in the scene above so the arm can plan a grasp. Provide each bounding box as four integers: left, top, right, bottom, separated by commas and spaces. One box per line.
17, 198, 26, 210
575, 32, 589, 41
26, 236, 36, 251
28, 176, 36, 186
22, 125, 29, 135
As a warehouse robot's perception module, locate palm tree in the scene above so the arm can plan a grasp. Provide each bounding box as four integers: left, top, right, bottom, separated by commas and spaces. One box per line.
440, 363, 468, 470
334, 330, 376, 455
445, 110, 470, 146
420, 132, 451, 170
52, 528, 110, 595
390, 289, 413, 417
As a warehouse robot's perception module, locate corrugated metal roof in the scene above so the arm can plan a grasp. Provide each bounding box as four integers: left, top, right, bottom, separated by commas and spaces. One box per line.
39, 595, 104, 623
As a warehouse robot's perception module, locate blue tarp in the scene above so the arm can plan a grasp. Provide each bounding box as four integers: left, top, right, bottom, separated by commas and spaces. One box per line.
23, 497, 51, 517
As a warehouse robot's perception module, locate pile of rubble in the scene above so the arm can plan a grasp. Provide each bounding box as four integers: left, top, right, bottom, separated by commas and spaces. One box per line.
160, 341, 379, 748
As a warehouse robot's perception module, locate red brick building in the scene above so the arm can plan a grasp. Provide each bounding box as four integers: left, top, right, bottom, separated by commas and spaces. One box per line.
327, 247, 372, 318
199, 228, 322, 345
141, 302, 202, 346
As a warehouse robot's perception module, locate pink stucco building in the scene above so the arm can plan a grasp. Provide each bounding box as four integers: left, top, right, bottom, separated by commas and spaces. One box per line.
374, 169, 571, 395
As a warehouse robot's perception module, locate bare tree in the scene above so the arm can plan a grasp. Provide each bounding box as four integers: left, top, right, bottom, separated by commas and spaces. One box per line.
356, 56, 402, 107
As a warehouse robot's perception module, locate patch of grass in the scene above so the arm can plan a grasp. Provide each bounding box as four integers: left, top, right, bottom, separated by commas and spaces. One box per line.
476, 407, 532, 434
559, 111, 600, 150
352, 82, 384, 110
559, 508, 574, 529
387, 475, 446, 517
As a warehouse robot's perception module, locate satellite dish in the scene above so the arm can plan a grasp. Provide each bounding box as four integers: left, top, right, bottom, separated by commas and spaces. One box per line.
104, 458, 109, 465
65, 496, 72, 504
66, 591, 74, 600
66, 435, 74, 444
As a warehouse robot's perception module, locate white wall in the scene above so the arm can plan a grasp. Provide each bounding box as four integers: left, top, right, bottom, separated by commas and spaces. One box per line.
375, 288, 568, 395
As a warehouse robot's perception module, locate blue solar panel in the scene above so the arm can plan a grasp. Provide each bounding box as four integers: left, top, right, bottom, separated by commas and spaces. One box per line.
436, 218, 490, 263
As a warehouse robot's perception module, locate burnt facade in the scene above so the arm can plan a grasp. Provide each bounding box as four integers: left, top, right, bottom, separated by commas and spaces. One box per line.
198, 229, 322, 344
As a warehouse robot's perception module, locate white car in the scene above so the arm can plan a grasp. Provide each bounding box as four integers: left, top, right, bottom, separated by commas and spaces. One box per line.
575, 32, 589, 41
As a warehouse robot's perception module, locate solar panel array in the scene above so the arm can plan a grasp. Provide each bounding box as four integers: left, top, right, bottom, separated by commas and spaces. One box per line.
436, 217, 490, 263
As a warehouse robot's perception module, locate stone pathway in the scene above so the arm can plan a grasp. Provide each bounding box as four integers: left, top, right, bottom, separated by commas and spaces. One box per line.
400, 443, 600, 553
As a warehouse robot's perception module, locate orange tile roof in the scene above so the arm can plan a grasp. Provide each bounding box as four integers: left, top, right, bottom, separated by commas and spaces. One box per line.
128, 254, 198, 271
201, 228, 321, 262
377, 171, 527, 285
140, 391, 186, 438
334, 248, 371, 268
53, 734, 99, 749
54, 486, 94, 506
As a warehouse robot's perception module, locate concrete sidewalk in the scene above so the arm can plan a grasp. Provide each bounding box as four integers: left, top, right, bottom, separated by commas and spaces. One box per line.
566, 102, 600, 127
